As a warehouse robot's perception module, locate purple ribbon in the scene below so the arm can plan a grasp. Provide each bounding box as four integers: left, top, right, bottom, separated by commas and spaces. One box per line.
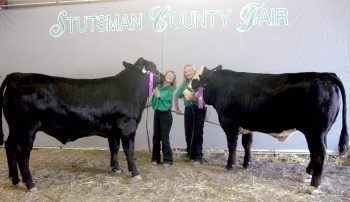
148, 72, 153, 97
198, 86, 204, 109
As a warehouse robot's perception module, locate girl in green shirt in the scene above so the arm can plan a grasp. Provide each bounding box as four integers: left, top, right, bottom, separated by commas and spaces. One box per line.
149, 70, 176, 166
174, 64, 206, 165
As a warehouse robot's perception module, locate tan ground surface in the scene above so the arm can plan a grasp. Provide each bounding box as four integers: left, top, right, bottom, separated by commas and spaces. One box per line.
0, 148, 349, 201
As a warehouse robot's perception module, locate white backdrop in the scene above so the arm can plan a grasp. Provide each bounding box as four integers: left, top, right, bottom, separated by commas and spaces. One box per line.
1, 0, 349, 153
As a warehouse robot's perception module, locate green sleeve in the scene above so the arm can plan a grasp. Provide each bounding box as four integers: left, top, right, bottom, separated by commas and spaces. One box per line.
175, 84, 186, 98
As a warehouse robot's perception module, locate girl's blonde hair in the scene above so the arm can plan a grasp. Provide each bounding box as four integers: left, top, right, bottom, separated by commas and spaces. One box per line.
182, 64, 196, 84
164, 70, 177, 90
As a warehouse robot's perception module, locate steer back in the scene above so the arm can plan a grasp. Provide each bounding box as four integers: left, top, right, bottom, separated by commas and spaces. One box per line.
0, 57, 163, 191
0, 57, 163, 144
186, 66, 348, 155
185, 65, 348, 192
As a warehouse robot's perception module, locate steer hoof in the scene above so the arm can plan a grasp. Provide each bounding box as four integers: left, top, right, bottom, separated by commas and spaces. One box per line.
132, 175, 142, 181
28, 187, 38, 192
299, 173, 312, 183
307, 186, 320, 195
112, 168, 122, 173
15, 181, 25, 188
225, 164, 234, 170
243, 162, 251, 169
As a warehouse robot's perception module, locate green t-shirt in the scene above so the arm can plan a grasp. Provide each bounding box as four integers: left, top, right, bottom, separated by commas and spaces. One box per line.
151, 85, 174, 111
174, 82, 198, 107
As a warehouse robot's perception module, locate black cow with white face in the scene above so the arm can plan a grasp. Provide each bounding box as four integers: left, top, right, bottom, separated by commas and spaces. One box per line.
0, 57, 164, 192
184, 66, 348, 194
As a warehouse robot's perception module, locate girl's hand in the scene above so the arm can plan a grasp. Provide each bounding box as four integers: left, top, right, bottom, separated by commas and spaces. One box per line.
153, 87, 160, 98
188, 94, 197, 101
175, 109, 183, 115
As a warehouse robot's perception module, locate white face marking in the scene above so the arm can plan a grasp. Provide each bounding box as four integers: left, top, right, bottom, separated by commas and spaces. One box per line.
183, 66, 205, 100
191, 66, 204, 81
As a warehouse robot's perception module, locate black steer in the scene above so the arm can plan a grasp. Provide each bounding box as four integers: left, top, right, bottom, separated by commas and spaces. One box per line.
0, 57, 164, 191
184, 66, 348, 194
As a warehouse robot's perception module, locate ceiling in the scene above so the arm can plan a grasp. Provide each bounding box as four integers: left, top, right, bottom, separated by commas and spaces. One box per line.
0, 0, 134, 9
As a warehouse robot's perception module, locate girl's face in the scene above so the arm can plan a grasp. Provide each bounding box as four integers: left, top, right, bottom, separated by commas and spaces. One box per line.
184, 66, 195, 80
165, 72, 175, 83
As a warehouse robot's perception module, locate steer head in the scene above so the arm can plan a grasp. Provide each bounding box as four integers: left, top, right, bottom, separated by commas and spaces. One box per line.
183, 65, 222, 100
123, 57, 165, 87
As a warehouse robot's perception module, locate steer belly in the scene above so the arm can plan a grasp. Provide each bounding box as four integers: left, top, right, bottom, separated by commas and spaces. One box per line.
40, 112, 115, 143
218, 71, 341, 139
238, 127, 298, 142
3, 77, 138, 144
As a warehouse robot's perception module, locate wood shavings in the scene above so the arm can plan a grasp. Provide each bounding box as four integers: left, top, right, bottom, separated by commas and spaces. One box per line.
0, 148, 349, 201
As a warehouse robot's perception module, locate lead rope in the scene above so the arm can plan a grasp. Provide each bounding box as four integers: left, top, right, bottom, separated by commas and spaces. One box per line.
145, 70, 153, 153
145, 98, 151, 153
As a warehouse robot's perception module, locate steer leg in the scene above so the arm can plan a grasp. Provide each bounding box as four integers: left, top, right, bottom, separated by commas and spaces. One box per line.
17, 147, 36, 192
117, 117, 141, 180
220, 117, 239, 170
309, 142, 326, 192
225, 133, 239, 170
121, 134, 141, 180
108, 136, 121, 173
17, 128, 38, 192
5, 134, 21, 186
242, 133, 253, 169
302, 133, 327, 194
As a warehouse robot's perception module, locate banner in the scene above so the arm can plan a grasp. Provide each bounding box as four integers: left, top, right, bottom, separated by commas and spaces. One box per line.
0, 0, 349, 152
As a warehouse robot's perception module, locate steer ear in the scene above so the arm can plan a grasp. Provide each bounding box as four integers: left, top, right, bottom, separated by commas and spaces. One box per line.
123, 61, 133, 69
213, 65, 223, 71
134, 57, 145, 67
136, 57, 145, 63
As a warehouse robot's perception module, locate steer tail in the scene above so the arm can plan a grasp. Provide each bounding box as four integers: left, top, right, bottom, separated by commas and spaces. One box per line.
0, 75, 10, 145
330, 73, 349, 156
0, 74, 20, 145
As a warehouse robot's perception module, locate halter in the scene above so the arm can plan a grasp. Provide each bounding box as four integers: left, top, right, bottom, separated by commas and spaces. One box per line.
197, 86, 204, 109
148, 72, 153, 97
141, 66, 162, 97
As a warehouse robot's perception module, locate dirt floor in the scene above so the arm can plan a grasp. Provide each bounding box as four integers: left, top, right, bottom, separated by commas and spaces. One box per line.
0, 147, 349, 202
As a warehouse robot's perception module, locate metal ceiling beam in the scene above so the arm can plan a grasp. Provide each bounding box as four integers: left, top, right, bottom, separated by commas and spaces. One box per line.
0, 0, 104, 9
